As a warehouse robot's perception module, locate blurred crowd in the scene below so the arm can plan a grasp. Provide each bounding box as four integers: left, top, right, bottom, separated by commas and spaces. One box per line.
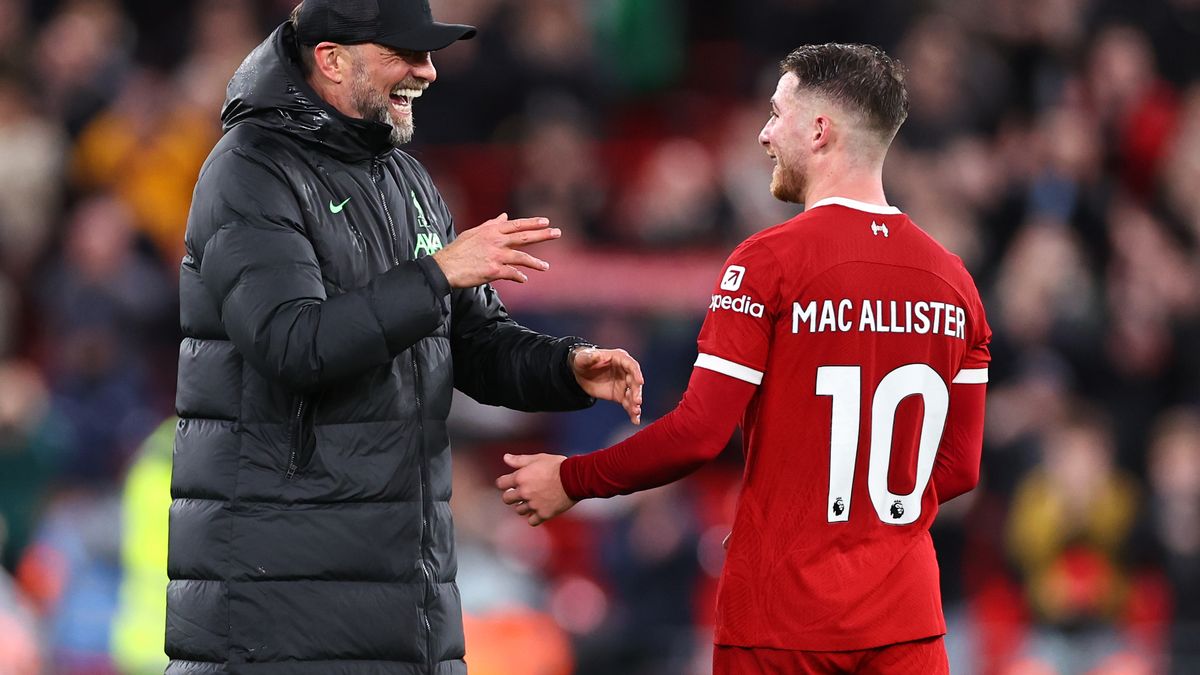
0, 0, 1199, 673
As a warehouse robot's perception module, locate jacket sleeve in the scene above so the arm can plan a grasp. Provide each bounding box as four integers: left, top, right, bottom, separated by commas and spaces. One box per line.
194, 148, 450, 392
448, 282, 594, 412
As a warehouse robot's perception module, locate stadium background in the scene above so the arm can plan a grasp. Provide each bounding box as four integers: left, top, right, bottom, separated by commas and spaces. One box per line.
0, 0, 1199, 673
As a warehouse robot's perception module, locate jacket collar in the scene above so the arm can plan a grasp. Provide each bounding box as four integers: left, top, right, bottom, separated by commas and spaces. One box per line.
221, 22, 396, 163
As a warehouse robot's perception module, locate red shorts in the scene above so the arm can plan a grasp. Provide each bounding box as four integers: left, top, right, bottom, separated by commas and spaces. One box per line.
713, 636, 949, 675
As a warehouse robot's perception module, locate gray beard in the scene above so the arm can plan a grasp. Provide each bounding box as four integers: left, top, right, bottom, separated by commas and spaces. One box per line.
350, 72, 414, 147
371, 103, 414, 146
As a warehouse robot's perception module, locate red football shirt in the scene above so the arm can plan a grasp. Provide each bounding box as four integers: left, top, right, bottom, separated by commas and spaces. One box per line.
695, 197, 991, 650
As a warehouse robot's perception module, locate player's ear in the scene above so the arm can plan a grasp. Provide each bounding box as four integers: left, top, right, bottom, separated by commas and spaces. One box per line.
812, 114, 833, 151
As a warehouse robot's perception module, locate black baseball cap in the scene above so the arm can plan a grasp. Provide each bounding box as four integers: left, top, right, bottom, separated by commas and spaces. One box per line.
295, 0, 476, 52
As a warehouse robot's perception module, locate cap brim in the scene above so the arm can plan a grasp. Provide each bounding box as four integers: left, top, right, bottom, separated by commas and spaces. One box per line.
376, 22, 476, 52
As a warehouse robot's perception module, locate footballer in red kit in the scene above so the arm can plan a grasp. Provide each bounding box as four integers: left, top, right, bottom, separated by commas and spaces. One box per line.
497, 43, 989, 674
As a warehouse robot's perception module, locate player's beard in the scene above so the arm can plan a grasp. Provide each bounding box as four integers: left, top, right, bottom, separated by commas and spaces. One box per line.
770, 154, 806, 204
349, 61, 416, 147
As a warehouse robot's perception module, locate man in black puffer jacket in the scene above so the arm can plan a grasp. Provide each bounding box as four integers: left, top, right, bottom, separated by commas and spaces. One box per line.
167, 1, 645, 673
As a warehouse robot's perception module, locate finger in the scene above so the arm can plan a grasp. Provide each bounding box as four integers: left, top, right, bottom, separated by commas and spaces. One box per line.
495, 472, 518, 491
502, 250, 551, 272
619, 353, 646, 386
515, 502, 533, 516
623, 399, 641, 425
504, 227, 562, 247
490, 265, 529, 284
499, 217, 552, 234
478, 212, 509, 230
503, 453, 538, 469
624, 373, 643, 405
528, 514, 543, 527
501, 487, 525, 505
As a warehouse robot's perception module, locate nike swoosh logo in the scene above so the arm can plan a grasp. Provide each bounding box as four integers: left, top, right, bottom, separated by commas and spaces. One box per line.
329, 197, 351, 214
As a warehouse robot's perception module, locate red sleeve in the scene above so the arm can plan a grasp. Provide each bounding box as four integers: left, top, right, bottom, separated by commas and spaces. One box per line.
560, 367, 757, 500
933, 380, 987, 504
933, 278, 990, 503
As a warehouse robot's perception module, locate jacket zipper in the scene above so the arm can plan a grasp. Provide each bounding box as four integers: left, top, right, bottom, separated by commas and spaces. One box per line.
373, 159, 401, 266
377, 158, 434, 672
414, 356, 435, 674
286, 396, 306, 479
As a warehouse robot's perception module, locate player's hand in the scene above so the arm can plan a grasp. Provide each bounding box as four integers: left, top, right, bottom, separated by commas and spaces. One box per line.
432, 213, 561, 287
571, 347, 644, 424
495, 453, 576, 526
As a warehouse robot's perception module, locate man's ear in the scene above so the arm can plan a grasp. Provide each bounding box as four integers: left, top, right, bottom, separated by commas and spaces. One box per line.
313, 42, 350, 84
812, 115, 833, 152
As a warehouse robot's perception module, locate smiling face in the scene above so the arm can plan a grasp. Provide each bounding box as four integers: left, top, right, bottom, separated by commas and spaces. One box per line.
347, 43, 436, 146
758, 73, 812, 204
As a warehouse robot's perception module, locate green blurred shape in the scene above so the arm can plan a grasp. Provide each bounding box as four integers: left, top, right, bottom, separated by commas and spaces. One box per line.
597, 0, 684, 92
111, 417, 175, 675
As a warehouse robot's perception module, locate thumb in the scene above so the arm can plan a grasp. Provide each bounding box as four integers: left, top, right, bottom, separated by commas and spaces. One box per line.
503, 453, 535, 468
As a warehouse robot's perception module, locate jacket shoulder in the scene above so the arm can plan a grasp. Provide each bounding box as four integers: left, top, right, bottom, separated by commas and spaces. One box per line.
188, 128, 306, 262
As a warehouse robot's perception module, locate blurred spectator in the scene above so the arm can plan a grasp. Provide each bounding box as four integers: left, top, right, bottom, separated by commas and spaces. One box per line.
503, 0, 604, 111
1135, 408, 1200, 674
509, 99, 611, 245
33, 0, 132, 136
897, 14, 1008, 149
1006, 404, 1141, 672
0, 566, 43, 675
18, 490, 122, 674
616, 137, 733, 248
1095, 0, 1200, 88
174, 0, 262, 119
1024, 101, 1108, 241
35, 194, 170, 481
1160, 84, 1200, 244
590, 484, 702, 675
0, 359, 72, 572
452, 451, 575, 675
0, 0, 32, 72
0, 69, 67, 279
1101, 200, 1198, 466
992, 221, 1102, 356
1085, 24, 1180, 200
69, 67, 219, 264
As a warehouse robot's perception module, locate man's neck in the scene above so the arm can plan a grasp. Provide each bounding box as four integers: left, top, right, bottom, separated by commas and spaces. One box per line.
308, 75, 359, 120
802, 160, 889, 210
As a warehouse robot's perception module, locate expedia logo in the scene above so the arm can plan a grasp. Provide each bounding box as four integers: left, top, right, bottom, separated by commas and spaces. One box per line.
721, 265, 746, 291
710, 294, 765, 318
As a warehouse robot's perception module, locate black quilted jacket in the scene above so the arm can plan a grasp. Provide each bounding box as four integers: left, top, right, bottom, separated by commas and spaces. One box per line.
167, 22, 593, 675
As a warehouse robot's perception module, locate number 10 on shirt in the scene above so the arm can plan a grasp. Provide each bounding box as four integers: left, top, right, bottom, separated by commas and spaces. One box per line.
816, 364, 949, 526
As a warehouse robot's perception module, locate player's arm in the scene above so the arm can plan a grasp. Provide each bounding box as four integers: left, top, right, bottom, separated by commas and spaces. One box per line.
567, 366, 754, 497
931, 376, 987, 504
497, 239, 780, 525
496, 366, 756, 525
932, 292, 991, 504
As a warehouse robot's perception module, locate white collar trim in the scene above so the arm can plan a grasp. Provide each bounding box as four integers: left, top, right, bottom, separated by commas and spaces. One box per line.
808, 196, 901, 215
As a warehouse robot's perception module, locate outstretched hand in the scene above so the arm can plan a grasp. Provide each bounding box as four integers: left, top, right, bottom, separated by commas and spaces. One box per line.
496, 453, 576, 526
571, 347, 644, 424
432, 213, 561, 287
